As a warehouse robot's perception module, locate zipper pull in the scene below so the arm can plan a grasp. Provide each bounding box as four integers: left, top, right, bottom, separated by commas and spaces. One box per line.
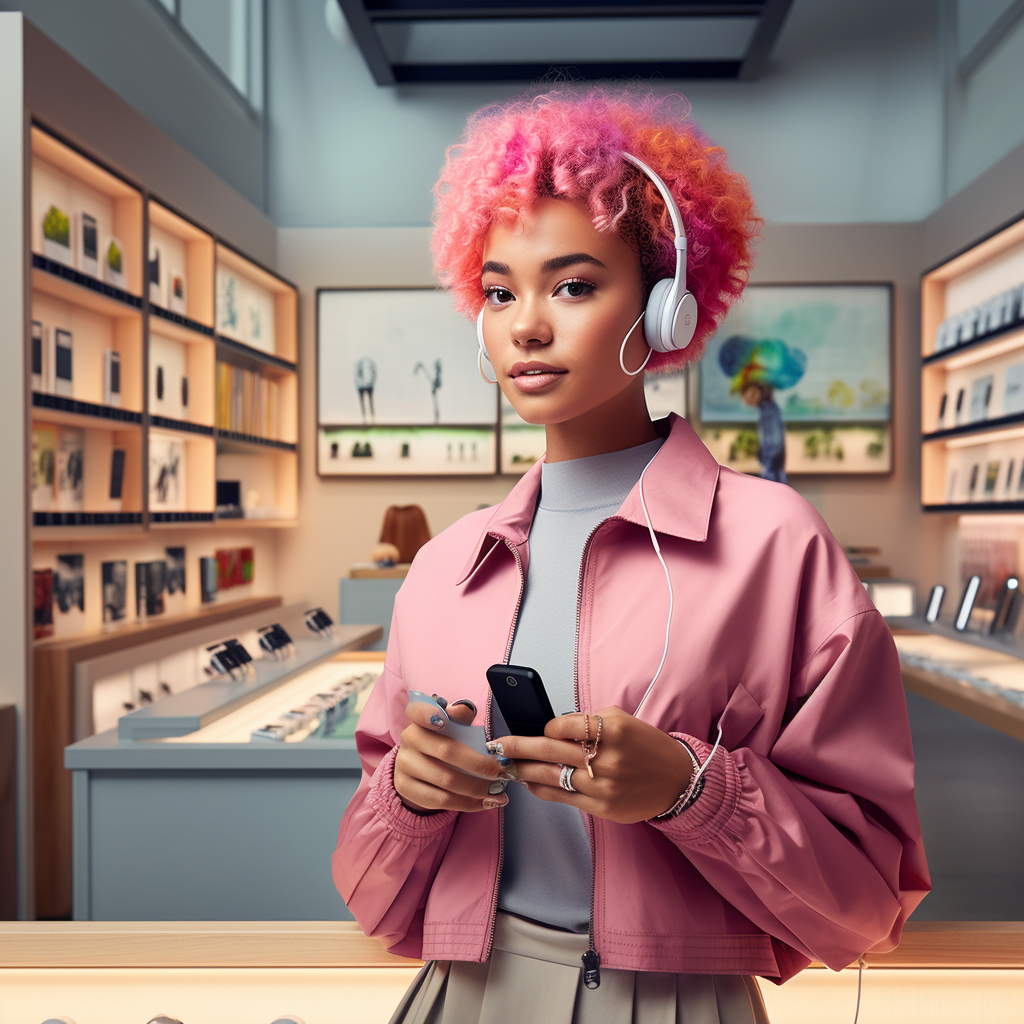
582, 948, 601, 989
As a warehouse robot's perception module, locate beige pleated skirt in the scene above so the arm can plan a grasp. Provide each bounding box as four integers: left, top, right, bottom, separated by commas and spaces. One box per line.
388, 912, 770, 1024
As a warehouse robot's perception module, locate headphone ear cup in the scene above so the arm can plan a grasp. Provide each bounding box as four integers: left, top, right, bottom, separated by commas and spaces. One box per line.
671, 291, 698, 351
644, 278, 674, 353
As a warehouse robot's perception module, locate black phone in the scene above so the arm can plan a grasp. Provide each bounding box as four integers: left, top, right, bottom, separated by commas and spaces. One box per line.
486, 663, 556, 737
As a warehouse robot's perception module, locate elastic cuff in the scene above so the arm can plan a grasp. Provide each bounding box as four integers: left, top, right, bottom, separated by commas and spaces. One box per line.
368, 745, 458, 844
648, 732, 740, 845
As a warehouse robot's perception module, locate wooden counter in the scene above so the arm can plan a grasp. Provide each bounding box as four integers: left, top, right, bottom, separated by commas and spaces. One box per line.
2, 922, 1023, 1024
2, 919, 1022, 969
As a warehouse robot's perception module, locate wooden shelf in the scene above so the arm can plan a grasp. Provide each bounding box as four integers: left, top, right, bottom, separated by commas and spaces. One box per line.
216, 430, 297, 452
33, 511, 143, 527
923, 501, 1024, 513
32, 392, 142, 427
149, 511, 215, 523
150, 414, 214, 436
211, 517, 298, 529
923, 322, 1024, 368
216, 335, 296, 374
923, 413, 1024, 444
32, 257, 142, 316
150, 304, 214, 339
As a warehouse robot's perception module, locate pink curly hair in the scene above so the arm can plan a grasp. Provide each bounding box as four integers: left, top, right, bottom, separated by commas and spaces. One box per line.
431, 86, 761, 372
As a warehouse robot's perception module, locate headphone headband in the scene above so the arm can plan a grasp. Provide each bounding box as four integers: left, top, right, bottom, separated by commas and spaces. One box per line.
621, 152, 687, 291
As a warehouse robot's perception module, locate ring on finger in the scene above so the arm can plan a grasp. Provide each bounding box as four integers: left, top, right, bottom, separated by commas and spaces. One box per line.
558, 763, 578, 793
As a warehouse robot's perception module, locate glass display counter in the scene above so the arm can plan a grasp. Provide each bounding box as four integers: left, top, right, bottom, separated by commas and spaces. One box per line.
65, 624, 381, 922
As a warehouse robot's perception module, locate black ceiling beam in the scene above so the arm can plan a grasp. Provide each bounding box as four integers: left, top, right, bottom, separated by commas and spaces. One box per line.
737, 0, 792, 80
367, 5, 763, 18
390, 60, 743, 83
337, 0, 397, 84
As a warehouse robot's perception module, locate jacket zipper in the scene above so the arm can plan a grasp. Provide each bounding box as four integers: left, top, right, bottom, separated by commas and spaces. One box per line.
483, 534, 526, 963
575, 519, 622, 990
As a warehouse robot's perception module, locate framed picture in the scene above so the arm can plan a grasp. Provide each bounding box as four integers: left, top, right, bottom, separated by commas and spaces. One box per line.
698, 283, 893, 476
317, 287, 499, 476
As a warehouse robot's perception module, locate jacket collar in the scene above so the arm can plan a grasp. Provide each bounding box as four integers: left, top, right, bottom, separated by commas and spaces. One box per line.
456, 412, 720, 585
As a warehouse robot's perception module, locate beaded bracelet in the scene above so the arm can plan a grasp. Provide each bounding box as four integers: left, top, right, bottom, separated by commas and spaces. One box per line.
652, 739, 706, 820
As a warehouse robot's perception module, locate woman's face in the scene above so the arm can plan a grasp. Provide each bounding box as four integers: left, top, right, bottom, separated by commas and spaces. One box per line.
479, 197, 649, 428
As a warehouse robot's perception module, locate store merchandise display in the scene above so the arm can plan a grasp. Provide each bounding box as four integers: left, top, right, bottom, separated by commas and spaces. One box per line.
148, 436, 185, 510
250, 667, 376, 742
215, 546, 254, 589
934, 284, 1024, 353
53, 328, 73, 398
54, 553, 84, 615
134, 560, 167, 618
41, 203, 72, 266
56, 428, 84, 511
148, 243, 162, 306
31, 425, 57, 511
216, 361, 280, 440
103, 349, 121, 406
33, 568, 54, 639
76, 211, 99, 277
101, 559, 127, 624
104, 235, 125, 288
199, 555, 218, 603
169, 270, 186, 314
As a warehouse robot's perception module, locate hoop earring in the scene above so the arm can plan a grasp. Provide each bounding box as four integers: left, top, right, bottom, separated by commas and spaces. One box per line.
619, 310, 652, 377
478, 348, 498, 385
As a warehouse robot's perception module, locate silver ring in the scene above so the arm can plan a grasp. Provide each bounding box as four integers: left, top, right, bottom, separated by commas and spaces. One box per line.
558, 764, 577, 793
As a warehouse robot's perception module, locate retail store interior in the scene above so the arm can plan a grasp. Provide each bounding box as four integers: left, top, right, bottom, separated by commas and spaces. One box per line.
1, 1, 1024, 1021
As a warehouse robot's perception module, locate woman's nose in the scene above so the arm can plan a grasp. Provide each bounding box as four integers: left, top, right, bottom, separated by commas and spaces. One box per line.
510, 297, 553, 348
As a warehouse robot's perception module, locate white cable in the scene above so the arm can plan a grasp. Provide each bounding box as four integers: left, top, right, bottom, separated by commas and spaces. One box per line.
633, 454, 724, 783
619, 310, 652, 376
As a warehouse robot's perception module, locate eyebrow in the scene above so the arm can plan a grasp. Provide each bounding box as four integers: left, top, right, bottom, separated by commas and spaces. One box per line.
481, 252, 606, 278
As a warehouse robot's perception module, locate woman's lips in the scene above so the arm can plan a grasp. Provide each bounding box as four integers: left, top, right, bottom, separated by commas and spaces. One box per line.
509, 369, 567, 393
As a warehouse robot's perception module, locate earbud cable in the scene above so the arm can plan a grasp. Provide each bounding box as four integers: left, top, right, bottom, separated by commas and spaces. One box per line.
633, 455, 724, 777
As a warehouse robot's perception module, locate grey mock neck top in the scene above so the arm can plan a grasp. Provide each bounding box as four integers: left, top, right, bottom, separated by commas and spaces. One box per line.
494, 435, 665, 932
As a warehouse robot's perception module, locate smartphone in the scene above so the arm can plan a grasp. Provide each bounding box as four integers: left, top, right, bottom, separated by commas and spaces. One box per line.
485, 663, 555, 737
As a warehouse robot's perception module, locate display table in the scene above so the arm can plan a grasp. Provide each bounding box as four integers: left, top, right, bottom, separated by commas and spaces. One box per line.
1, 921, 1022, 1024
888, 617, 1024, 741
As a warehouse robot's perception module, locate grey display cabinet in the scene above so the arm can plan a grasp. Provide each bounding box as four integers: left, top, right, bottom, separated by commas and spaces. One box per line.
65, 625, 381, 922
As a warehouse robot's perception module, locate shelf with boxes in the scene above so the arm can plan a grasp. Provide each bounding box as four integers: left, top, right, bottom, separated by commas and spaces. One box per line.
921, 212, 1024, 511
211, 244, 298, 524
28, 124, 299, 533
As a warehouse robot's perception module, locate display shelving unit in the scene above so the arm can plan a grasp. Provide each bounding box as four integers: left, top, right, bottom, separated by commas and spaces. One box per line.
921, 212, 1024, 513
26, 122, 299, 919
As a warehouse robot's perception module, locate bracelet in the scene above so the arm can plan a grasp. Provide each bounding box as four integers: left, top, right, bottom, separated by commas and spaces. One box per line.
652, 740, 706, 820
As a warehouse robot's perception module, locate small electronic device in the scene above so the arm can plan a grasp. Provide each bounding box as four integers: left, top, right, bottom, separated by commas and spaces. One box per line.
937, 392, 947, 427
109, 448, 125, 502
408, 690, 491, 761
148, 243, 162, 305
104, 349, 121, 407
924, 584, 945, 624
485, 663, 555, 737
54, 328, 73, 397
305, 607, 334, 637
31, 319, 43, 391
216, 479, 243, 518
207, 638, 252, 677
954, 387, 965, 425
259, 622, 293, 656
990, 577, 1020, 636
77, 211, 99, 277
182, 375, 189, 408
155, 364, 164, 402
954, 575, 981, 631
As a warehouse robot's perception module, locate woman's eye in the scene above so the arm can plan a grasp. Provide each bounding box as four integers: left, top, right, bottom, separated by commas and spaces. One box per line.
484, 287, 513, 305
556, 279, 595, 299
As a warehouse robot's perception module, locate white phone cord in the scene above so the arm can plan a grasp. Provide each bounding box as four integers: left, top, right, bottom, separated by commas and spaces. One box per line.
633, 455, 724, 778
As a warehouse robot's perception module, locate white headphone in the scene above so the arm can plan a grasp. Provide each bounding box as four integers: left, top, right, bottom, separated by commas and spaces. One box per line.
477, 151, 697, 383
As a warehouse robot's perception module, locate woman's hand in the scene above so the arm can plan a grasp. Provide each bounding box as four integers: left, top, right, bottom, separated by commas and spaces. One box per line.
395, 698, 512, 814
494, 706, 692, 824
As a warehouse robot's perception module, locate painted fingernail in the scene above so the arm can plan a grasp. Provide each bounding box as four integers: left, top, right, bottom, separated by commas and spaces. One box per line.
488, 780, 508, 795
429, 714, 445, 727
482, 796, 508, 810
486, 740, 505, 758
431, 694, 448, 709
450, 698, 477, 715
498, 770, 518, 782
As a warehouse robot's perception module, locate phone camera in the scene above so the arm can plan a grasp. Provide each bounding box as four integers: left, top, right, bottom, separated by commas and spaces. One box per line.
506, 676, 517, 687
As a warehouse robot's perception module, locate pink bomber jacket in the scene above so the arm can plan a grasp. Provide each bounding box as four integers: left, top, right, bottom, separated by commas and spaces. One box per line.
333, 412, 930, 983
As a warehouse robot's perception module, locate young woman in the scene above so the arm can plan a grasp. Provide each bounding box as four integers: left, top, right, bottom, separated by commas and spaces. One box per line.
333, 88, 930, 1024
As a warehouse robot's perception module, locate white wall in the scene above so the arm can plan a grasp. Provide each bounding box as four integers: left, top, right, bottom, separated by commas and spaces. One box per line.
267, 0, 945, 227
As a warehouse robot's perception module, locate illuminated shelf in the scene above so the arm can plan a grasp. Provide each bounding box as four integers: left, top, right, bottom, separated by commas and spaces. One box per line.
149, 414, 214, 436
150, 304, 214, 338
32, 392, 142, 426
32, 254, 141, 313
215, 430, 296, 452
216, 335, 296, 374
33, 510, 142, 527
923, 413, 1024, 444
